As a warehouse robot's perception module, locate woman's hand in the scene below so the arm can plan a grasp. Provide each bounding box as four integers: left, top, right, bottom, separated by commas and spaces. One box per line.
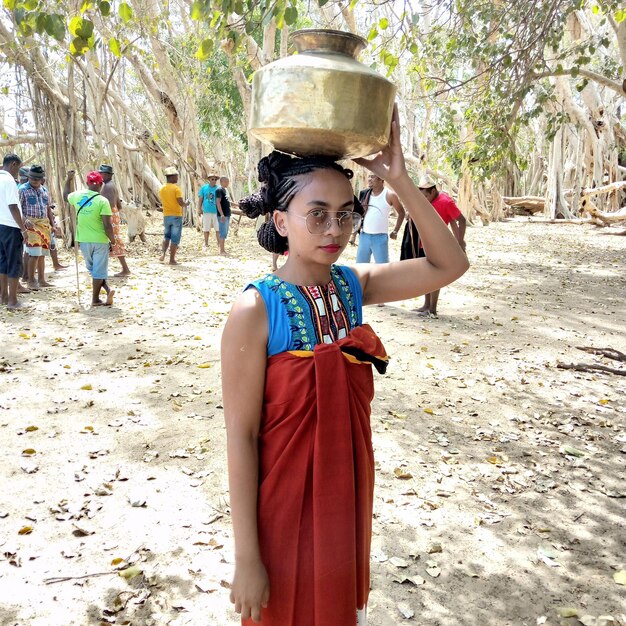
230, 557, 270, 622
353, 103, 406, 184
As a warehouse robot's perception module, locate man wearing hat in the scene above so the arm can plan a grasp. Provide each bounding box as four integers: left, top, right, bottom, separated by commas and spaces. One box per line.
355, 173, 405, 265
197, 171, 220, 252
99, 164, 131, 276
19, 164, 55, 290
401, 175, 466, 317
159, 166, 189, 265
63, 170, 116, 306
18, 167, 29, 185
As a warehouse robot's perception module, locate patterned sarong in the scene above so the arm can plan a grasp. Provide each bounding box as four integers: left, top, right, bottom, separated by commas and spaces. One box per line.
110, 206, 127, 258
24, 218, 51, 252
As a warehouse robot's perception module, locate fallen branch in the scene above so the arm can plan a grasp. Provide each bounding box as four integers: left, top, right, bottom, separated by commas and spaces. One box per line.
516, 217, 592, 224
43, 544, 146, 584
557, 362, 626, 376
575, 346, 626, 362
542, 218, 593, 224
581, 180, 626, 197
44, 570, 116, 585
503, 195, 545, 209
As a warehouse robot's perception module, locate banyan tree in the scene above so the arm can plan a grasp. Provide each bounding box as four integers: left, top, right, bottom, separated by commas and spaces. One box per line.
0, 0, 624, 235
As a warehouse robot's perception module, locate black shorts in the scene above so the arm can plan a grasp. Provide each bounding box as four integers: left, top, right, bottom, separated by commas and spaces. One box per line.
400, 221, 426, 260
0, 225, 24, 279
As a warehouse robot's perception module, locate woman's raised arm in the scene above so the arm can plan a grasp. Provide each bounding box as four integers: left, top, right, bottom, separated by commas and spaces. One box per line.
352, 105, 469, 305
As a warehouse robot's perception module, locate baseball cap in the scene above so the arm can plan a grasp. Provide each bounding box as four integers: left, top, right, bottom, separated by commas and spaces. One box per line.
86, 171, 104, 185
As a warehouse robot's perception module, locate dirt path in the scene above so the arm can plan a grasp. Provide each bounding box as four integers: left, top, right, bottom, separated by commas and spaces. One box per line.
1, 218, 624, 626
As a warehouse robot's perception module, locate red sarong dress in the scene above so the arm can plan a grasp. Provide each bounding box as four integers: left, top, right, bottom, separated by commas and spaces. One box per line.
242, 266, 388, 626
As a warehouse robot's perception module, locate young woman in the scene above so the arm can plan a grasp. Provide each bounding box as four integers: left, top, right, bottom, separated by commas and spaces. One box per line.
221, 108, 469, 625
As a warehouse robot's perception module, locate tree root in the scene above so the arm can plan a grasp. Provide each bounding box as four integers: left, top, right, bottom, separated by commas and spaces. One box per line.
557, 362, 626, 376
576, 346, 626, 362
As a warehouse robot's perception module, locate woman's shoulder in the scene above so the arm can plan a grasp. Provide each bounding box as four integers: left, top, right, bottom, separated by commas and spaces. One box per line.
225, 287, 268, 336
222, 289, 269, 361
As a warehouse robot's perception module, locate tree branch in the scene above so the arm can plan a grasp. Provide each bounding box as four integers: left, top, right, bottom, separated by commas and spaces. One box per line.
0, 134, 46, 147
529, 67, 625, 97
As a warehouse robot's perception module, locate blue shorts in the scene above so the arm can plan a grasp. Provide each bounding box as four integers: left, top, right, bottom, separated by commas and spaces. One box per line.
0, 225, 24, 279
164, 216, 183, 246
218, 216, 230, 240
80, 242, 109, 280
356, 232, 389, 264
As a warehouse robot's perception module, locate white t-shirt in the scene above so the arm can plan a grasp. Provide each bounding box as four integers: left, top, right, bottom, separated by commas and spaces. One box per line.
0, 169, 21, 229
362, 188, 392, 234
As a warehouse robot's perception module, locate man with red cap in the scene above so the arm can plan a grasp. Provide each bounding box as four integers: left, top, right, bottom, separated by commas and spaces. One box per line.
63, 170, 116, 307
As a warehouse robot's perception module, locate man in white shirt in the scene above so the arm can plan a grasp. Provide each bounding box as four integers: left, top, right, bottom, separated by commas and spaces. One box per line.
0, 153, 29, 309
356, 174, 404, 264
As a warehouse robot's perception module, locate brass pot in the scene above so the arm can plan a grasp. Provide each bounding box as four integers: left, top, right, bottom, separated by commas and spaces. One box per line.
249, 29, 397, 159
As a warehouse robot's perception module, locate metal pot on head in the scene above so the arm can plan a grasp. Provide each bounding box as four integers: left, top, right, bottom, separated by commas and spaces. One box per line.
249, 29, 397, 160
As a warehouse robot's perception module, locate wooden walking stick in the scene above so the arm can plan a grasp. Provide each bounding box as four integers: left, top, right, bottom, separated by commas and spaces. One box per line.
65, 169, 82, 309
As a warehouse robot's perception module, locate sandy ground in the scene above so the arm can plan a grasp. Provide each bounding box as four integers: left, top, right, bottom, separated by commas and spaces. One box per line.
0, 216, 625, 626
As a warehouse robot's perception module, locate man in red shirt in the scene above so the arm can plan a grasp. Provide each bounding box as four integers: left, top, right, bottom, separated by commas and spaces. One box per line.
400, 175, 466, 317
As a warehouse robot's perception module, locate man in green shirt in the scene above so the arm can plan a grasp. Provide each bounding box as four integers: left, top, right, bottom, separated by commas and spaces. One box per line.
63, 170, 116, 307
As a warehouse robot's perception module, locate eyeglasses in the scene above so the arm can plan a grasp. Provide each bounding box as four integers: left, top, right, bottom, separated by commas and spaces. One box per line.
290, 210, 362, 235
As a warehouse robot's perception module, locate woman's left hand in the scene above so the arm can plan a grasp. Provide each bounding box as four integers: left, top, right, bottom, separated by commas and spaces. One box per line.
353, 103, 406, 184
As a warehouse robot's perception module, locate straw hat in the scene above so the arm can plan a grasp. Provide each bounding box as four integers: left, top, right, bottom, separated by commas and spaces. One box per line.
418, 174, 437, 189
164, 166, 179, 177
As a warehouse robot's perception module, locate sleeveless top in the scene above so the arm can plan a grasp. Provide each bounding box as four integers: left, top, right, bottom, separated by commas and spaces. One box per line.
362, 188, 392, 234
247, 265, 363, 357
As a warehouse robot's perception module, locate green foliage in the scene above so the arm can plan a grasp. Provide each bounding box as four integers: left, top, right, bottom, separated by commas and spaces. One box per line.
118, 2, 132, 24
109, 36, 121, 57
367, 0, 622, 179
187, 0, 330, 51
69, 16, 93, 39
44, 14, 66, 40
196, 38, 214, 60
174, 35, 246, 143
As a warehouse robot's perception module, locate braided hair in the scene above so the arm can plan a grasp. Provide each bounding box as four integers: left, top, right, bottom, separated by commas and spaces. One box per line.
239, 151, 363, 254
